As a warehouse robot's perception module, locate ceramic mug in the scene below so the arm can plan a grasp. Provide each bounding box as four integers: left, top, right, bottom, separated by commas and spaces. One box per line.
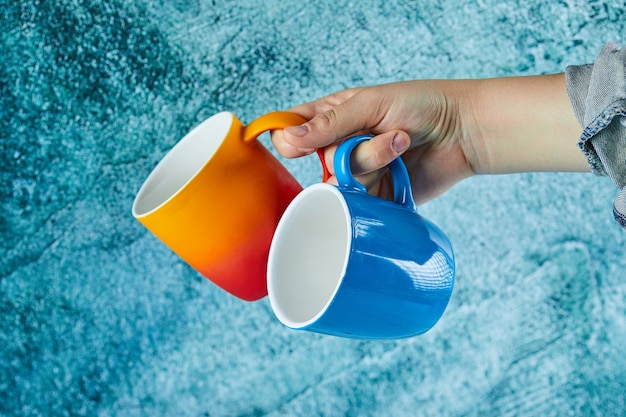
267, 135, 455, 339
132, 111, 306, 301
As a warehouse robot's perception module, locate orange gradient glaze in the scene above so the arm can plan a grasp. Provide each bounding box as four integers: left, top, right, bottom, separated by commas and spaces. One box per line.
133, 112, 307, 301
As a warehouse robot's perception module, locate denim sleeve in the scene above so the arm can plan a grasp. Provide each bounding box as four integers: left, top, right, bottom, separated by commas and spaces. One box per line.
565, 42, 626, 229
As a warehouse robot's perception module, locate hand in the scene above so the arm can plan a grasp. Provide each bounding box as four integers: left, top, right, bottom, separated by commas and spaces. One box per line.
271, 75, 587, 205
271, 80, 477, 204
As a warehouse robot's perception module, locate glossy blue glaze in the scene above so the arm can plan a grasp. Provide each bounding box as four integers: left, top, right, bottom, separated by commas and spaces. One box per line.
305, 136, 455, 339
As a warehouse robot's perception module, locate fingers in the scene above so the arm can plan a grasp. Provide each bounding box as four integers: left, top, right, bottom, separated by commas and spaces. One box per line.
286, 89, 379, 148
271, 86, 411, 191
271, 89, 362, 158
273, 88, 387, 157
348, 130, 410, 176
318, 129, 411, 186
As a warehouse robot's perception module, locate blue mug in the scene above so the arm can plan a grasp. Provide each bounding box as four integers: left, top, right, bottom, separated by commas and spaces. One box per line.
267, 135, 455, 339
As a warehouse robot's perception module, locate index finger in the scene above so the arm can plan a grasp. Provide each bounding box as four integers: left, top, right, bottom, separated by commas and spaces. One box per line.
270, 89, 363, 158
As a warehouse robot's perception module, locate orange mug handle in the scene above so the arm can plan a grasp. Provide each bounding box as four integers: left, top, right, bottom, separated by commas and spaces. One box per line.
243, 111, 332, 182
242, 111, 307, 143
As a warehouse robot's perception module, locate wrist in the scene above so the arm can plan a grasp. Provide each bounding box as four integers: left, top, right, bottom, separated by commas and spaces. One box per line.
467, 74, 589, 175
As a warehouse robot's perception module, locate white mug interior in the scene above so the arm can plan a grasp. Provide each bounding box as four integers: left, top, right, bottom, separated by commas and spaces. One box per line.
132, 111, 233, 218
268, 184, 351, 328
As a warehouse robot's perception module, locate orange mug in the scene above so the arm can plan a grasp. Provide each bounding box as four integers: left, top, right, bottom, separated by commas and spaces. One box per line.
132, 111, 307, 301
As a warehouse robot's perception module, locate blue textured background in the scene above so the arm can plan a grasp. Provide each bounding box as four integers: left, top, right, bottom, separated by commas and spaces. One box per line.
2, 1, 626, 416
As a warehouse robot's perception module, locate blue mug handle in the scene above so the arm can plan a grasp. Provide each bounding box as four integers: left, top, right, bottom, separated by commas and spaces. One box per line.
334, 135, 417, 212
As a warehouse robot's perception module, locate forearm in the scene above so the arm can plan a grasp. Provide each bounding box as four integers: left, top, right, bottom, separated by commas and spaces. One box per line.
466, 73, 589, 175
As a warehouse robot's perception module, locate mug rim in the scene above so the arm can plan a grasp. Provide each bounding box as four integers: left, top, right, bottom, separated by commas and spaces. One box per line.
132, 111, 234, 218
267, 183, 351, 329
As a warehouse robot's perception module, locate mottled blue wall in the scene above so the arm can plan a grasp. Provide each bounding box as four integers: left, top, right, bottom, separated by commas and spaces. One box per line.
2, 1, 625, 416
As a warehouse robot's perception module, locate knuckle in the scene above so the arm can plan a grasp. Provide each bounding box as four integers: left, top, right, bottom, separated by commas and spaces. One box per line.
314, 109, 339, 133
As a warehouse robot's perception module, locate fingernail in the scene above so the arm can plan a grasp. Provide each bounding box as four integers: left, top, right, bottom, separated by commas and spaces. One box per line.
285, 124, 309, 137
392, 134, 410, 153
282, 142, 314, 156
296, 147, 315, 154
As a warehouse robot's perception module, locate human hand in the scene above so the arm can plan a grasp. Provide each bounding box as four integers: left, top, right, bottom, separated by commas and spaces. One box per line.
271, 80, 478, 204
272, 74, 588, 204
